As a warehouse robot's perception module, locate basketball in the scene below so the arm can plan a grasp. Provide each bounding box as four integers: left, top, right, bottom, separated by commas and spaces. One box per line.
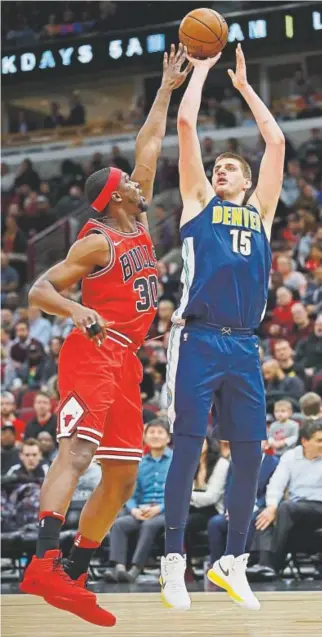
179, 8, 228, 59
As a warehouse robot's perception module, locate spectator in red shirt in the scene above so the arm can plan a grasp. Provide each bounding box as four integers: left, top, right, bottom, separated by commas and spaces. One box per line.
1, 391, 25, 441
270, 287, 295, 337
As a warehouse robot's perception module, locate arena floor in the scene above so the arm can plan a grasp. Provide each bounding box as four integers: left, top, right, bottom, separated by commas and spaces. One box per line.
3, 591, 322, 637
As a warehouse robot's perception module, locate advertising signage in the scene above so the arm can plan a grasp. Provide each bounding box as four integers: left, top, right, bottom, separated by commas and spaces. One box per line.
2, 6, 321, 84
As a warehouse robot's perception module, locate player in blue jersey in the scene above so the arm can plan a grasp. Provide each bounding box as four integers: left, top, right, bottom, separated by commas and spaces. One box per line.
160, 44, 285, 610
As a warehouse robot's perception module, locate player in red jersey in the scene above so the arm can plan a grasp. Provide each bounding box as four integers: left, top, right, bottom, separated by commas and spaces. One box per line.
20, 45, 191, 626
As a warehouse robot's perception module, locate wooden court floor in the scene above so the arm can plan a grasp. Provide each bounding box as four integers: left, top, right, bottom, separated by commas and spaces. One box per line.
2, 592, 322, 637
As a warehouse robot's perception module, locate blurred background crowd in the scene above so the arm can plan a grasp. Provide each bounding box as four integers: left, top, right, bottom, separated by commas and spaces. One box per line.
1, 0, 322, 587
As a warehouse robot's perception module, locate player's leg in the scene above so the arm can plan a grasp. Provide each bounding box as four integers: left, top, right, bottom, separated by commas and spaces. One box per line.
20, 334, 119, 625
161, 325, 217, 610
65, 348, 143, 580
65, 459, 138, 579
208, 335, 264, 610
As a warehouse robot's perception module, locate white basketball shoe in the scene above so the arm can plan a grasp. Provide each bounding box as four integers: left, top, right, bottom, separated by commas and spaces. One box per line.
160, 553, 191, 610
207, 553, 260, 610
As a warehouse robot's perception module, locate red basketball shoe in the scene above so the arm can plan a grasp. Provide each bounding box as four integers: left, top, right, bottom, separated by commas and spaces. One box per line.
20, 550, 95, 603
44, 574, 116, 627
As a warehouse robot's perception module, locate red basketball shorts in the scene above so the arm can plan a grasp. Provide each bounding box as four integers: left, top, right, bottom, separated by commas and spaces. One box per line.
56, 329, 144, 462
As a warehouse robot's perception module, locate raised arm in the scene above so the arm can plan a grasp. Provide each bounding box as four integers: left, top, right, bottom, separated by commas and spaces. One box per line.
29, 234, 111, 346
132, 44, 191, 228
177, 54, 221, 227
229, 44, 285, 238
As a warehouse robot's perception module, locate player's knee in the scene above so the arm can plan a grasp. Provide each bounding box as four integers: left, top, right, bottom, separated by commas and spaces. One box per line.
68, 439, 96, 475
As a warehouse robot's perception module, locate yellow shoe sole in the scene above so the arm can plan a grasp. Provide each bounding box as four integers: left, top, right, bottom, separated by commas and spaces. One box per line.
207, 568, 244, 604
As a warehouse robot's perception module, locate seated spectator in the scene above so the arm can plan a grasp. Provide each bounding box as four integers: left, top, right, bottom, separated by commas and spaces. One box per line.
273, 340, 298, 377
295, 314, 322, 383
16, 341, 47, 391
111, 145, 132, 174
1, 327, 12, 362
24, 392, 57, 441
14, 159, 40, 192
149, 299, 175, 340
43, 102, 65, 129
41, 337, 63, 387
156, 260, 179, 300
4, 321, 41, 390
276, 256, 307, 294
280, 160, 301, 209
208, 446, 278, 566
2, 438, 48, 493
299, 392, 322, 420
1, 308, 14, 332
266, 400, 299, 457
1, 214, 27, 285
67, 92, 86, 127
51, 315, 74, 339
1, 391, 25, 441
1, 424, 20, 475
1, 251, 19, 305
37, 431, 57, 465
287, 303, 314, 347
185, 437, 229, 565
106, 418, 172, 582
154, 205, 173, 255
262, 359, 305, 413
28, 307, 52, 348
250, 418, 322, 578
270, 287, 295, 337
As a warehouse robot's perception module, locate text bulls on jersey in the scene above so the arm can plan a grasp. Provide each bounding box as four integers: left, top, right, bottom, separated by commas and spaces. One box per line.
120, 245, 157, 283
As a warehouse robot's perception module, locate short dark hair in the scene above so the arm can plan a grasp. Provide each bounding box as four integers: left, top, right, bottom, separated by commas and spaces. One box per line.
15, 320, 29, 328
145, 418, 170, 435
300, 418, 322, 441
35, 391, 51, 401
84, 168, 110, 206
215, 152, 252, 180
299, 392, 321, 417
22, 438, 40, 449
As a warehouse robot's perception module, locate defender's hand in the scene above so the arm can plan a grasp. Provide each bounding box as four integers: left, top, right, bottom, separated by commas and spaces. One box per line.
186, 51, 222, 70
70, 303, 112, 347
228, 43, 249, 91
162, 43, 193, 90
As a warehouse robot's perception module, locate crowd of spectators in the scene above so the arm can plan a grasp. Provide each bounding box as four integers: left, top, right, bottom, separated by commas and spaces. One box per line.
2, 2, 268, 45
1, 125, 322, 583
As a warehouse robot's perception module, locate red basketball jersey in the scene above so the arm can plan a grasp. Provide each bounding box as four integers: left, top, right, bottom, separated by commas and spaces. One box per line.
77, 218, 158, 347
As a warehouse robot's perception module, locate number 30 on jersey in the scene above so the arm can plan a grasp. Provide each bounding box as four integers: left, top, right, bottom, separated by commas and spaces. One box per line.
230, 229, 252, 256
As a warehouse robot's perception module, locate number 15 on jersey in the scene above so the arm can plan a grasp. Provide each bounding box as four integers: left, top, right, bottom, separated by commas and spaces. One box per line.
230, 229, 252, 256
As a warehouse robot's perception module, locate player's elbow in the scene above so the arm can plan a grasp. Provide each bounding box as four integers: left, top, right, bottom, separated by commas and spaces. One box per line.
28, 280, 47, 308
269, 132, 285, 147
177, 114, 193, 131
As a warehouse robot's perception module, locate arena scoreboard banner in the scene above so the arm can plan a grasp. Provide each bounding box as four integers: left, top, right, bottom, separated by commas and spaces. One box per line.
2, 5, 322, 84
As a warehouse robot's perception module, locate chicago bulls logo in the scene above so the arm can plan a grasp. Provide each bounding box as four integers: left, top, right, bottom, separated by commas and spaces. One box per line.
59, 395, 85, 436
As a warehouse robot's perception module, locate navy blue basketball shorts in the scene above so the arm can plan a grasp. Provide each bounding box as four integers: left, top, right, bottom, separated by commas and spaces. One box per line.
166, 322, 267, 442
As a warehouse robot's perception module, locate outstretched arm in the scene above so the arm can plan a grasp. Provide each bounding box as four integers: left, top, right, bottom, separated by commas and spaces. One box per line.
229, 44, 285, 238
177, 54, 221, 226
132, 44, 191, 228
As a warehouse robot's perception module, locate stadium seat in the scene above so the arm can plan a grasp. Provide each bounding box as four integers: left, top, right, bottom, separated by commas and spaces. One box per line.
18, 408, 35, 423
21, 391, 37, 408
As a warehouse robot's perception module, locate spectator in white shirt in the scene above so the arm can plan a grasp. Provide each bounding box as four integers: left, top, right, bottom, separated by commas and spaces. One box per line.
251, 418, 322, 577
28, 307, 52, 348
